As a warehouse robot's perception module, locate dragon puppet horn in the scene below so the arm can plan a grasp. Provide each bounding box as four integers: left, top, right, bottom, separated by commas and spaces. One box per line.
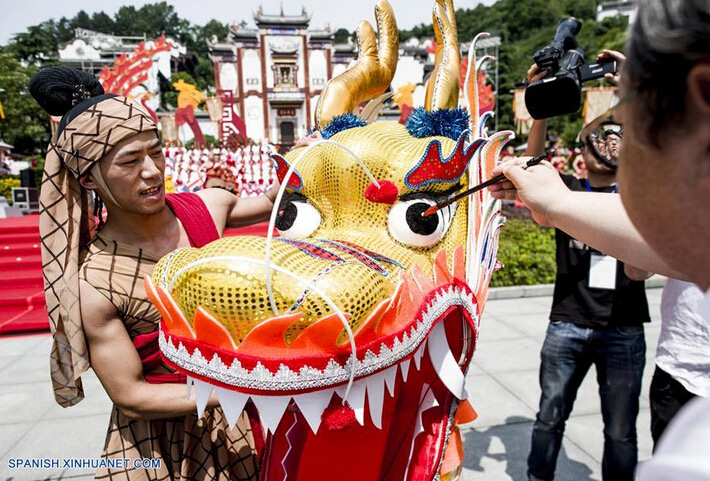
314, 0, 399, 129
424, 0, 461, 111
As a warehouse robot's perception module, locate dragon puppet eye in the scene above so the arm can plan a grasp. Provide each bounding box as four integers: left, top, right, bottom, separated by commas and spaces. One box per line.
275, 195, 322, 238
387, 196, 457, 248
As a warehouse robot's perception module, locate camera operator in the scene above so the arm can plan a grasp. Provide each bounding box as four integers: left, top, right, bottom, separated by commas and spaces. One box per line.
489, 0, 710, 478
523, 52, 651, 481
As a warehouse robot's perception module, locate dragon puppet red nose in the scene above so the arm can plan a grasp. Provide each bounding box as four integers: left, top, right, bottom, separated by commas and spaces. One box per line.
364, 180, 399, 205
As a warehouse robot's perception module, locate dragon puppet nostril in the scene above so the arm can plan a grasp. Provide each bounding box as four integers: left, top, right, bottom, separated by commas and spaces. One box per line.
364, 180, 399, 205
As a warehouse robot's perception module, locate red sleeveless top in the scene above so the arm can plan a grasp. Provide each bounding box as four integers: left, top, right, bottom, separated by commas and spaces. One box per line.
134, 193, 220, 384
165, 193, 220, 248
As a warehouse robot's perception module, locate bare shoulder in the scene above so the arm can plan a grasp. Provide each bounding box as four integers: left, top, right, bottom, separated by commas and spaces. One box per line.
195, 188, 237, 219
195, 188, 236, 207
79, 280, 120, 335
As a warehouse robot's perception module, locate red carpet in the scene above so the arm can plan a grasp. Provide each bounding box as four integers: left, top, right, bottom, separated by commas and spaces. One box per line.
0, 214, 47, 336
0, 215, 271, 336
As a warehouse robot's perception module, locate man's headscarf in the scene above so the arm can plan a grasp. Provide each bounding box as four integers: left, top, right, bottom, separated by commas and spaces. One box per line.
41, 95, 157, 407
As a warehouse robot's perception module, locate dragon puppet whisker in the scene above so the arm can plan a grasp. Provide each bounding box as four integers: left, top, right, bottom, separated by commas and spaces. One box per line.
168, 255, 359, 404
265, 138, 380, 318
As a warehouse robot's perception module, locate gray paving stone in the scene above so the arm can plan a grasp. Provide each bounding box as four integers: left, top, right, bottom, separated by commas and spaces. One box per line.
0, 413, 108, 481
474, 337, 542, 374
477, 317, 528, 342
462, 420, 602, 481
0, 356, 51, 387
465, 374, 536, 429
41, 373, 112, 421
0, 381, 55, 425
488, 286, 524, 300
39, 473, 97, 481
501, 314, 550, 342
1, 464, 96, 481
0, 335, 46, 358
485, 298, 550, 317
0, 355, 21, 373
0, 422, 35, 460
521, 284, 554, 298
467, 360, 486, 377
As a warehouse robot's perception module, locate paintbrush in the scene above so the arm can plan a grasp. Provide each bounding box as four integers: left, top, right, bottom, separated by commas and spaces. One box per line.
421, 155, 546, 217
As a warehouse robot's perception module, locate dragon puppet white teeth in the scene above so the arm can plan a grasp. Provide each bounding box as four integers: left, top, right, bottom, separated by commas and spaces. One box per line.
186, 323, 471, 434
160, 284, 479, 393
427, 321, 469, 400
215, 386, 250, 429
172, 284, 479, 434
187, 350, 421, 433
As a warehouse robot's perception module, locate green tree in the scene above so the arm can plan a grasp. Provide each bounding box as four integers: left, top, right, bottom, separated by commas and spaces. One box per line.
72, 10, 92, 30
334, 28, 351, 44
5, 22, 59, 62
163, 71, 200, 108
194, 57, 216, 92
0, 53, 50, 155
90, 12, 116, 34
55, 17, 75, 43
202, 20, 229, 43
112, 2, 192, 44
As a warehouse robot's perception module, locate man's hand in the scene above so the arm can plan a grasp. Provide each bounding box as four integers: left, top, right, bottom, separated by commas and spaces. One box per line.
293, 130, 323, 149
596, 49, 625, 86
488, 157, 572, 226
526, 64, 547, 84
525, 64, 549, 157
265, 181, 280, 204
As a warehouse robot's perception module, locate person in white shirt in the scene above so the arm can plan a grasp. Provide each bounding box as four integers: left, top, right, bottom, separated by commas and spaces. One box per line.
652, 279, 710, 444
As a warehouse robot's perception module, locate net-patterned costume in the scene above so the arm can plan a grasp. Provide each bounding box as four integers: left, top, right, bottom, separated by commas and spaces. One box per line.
79, 193, 259, 480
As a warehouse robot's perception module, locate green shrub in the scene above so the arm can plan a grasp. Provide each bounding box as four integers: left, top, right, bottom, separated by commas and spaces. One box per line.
491, 217, 557, 287
184, 134, 220, 149
0, 177, 21, 204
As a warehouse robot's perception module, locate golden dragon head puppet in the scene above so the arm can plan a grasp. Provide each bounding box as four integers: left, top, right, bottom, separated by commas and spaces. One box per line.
146, 1, 512, 479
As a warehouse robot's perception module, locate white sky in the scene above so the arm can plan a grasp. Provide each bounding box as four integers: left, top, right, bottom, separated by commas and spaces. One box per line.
1, 0, 496, 46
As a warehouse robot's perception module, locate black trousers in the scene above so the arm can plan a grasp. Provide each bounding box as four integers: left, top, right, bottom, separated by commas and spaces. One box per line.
649, 365, 697, 447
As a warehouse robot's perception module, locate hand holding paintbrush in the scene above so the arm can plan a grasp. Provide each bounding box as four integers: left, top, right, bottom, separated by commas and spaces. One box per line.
422, 155, 547, 218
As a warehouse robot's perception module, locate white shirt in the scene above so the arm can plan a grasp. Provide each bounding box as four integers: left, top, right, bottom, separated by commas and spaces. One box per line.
656, 279, 710, 397
637, 289, 710, 481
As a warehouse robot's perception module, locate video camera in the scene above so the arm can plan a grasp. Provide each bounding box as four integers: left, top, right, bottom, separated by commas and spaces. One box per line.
525, 17, 617, 119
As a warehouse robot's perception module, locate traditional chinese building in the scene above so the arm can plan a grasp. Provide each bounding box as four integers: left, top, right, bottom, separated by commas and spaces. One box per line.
208, 7, 499, 147
57, 29, 147, 73
208, 7, 351, 148
596, 1, 637, 23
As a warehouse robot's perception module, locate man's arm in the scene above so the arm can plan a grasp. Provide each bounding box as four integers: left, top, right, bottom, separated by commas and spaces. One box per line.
488, 159, 688, 280
524, 64, 549, 157
624, 265, 655, 281
525, 119, 548, 157
81, 281, 217, 420
198, 185, 279, 234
